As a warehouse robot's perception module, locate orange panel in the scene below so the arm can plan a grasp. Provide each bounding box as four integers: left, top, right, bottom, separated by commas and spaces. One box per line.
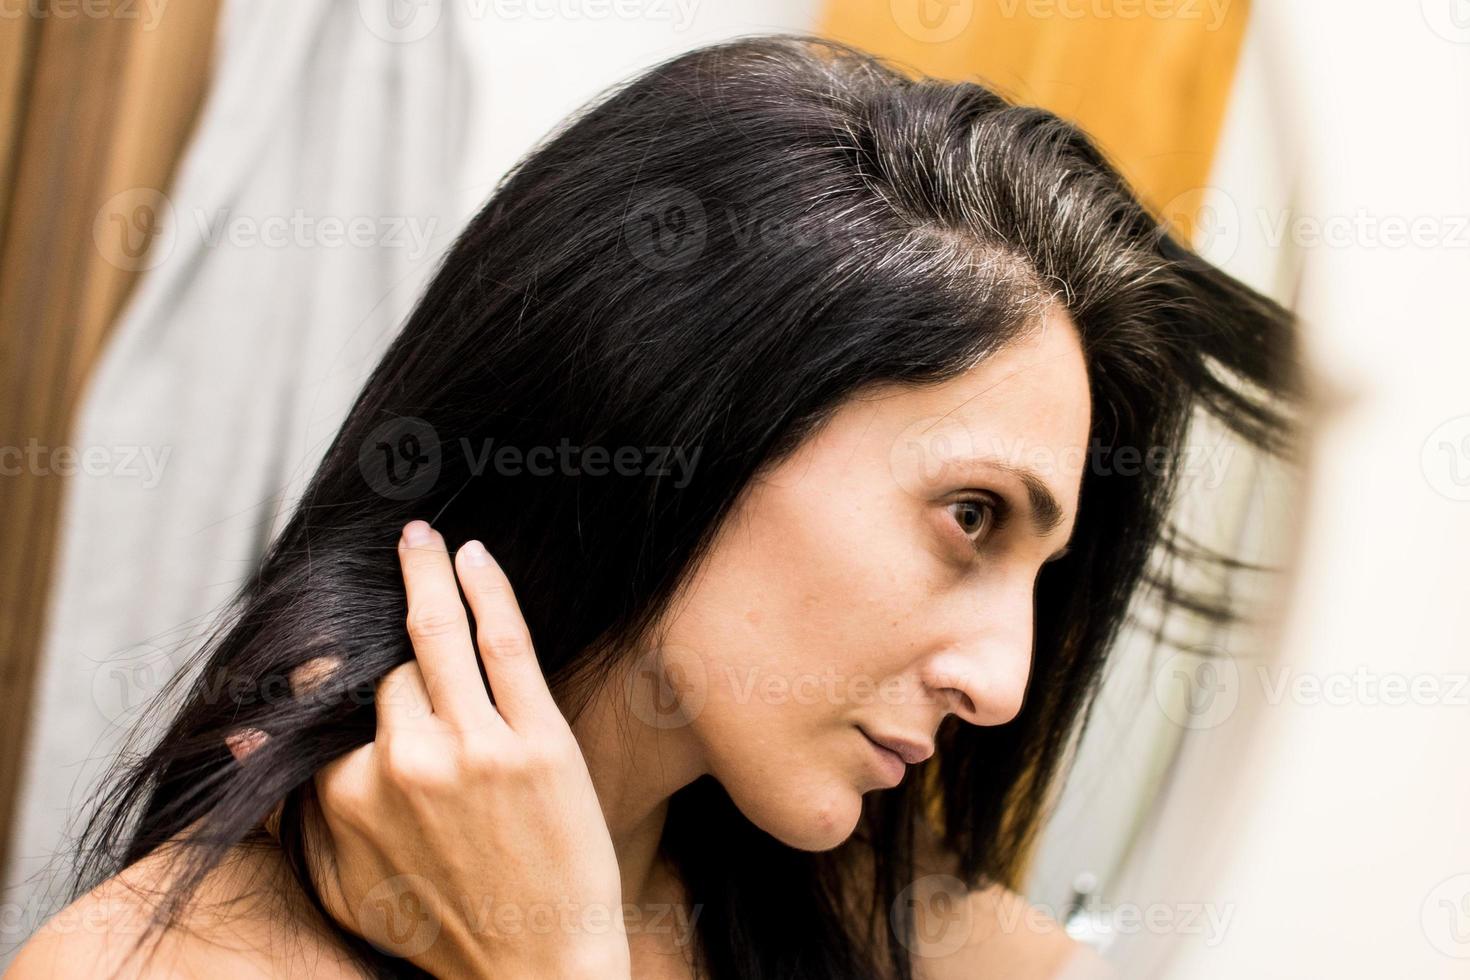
819, 0, 1251, 240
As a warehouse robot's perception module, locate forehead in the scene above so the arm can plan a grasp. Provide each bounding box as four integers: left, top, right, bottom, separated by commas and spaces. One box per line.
912, 306, 1087, 440
872, 304, 1092, 494
755, 303, 1091, 524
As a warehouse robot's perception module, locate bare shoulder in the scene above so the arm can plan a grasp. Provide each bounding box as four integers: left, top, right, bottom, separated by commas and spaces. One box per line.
896, 822, 1119, 980
9, 837, 365, 980
899, 878, 1117, 980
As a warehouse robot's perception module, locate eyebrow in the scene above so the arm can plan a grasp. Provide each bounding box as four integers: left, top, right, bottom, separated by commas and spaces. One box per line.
974, 459, 1074, 560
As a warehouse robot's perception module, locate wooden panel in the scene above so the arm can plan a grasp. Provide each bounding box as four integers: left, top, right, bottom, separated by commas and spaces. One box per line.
0, 0, 221, 879
820, 0, 1252, 241
0, 13, 38, 243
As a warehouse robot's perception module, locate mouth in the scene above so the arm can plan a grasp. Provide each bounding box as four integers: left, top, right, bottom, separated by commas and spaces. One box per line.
859, 727, 936, 765
857, 726, 930, 788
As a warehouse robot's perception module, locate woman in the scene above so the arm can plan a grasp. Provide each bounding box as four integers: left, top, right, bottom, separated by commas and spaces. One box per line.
13, 33, 1299, 979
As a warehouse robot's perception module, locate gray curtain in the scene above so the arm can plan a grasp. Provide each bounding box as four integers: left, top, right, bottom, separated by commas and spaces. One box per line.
2, 0, 476, 954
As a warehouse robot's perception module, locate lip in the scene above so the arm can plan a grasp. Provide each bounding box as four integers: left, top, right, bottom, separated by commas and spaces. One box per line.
860, 728, 936, 766
857, 727, 933, 787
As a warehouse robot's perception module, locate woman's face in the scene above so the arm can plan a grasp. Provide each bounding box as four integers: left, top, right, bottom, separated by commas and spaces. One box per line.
648, 301, 1092, 851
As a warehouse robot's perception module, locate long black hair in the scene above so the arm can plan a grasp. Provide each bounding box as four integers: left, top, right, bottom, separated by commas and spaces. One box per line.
71, 33, 1302, 979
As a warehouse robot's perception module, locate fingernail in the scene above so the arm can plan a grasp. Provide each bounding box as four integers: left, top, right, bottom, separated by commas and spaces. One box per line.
289, 655, 340, 696
226, 727, 268, 764
461, 540, 491, 566
403, 520, 432, 545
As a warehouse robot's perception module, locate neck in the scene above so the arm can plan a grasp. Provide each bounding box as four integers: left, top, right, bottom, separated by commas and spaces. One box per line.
569, 671, 707, 909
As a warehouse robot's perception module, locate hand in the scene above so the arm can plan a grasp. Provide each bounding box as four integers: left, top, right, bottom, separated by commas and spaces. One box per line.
231, 521, 630, 979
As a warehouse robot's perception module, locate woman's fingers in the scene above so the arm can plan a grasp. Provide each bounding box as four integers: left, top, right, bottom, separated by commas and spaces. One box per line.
399, 521, 499, 731
454, 539, 562, 733
311, 741, 375, 871
376, 659, 440, 734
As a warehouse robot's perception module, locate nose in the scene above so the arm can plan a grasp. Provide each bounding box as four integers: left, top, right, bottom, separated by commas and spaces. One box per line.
921, 587, 1034, 727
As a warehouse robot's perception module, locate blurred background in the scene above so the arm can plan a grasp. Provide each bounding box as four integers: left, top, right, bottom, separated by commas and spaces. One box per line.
1, 1, 1466, 976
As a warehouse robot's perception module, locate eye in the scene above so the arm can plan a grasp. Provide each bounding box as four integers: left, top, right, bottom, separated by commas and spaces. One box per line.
948, 494, 1004, 550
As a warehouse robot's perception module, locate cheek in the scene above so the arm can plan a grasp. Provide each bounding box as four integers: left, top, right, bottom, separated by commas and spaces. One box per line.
661, 493, 945, 776
708, 514, 931, 718
651, 486, 950, 848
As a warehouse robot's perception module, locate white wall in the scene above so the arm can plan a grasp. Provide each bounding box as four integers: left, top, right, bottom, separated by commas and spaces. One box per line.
1103, 4, 1470, 977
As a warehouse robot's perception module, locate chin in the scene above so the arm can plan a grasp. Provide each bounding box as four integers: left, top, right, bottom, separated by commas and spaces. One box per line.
733, 776, 865, 852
